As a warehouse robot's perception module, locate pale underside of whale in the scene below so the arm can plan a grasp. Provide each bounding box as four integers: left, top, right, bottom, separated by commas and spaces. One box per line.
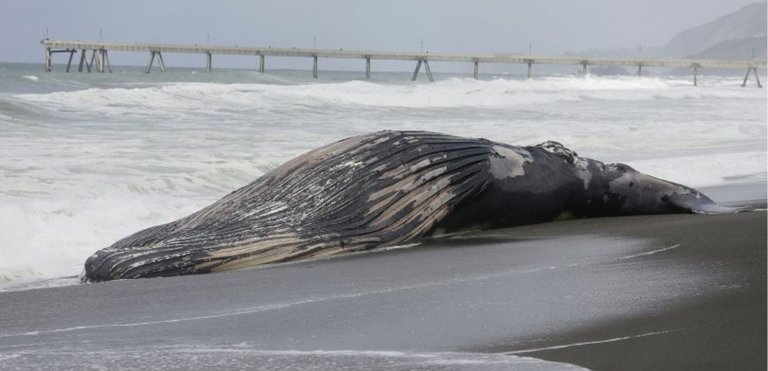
87, 131, 498, 280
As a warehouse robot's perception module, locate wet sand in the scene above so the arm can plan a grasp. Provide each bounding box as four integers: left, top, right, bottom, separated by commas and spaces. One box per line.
0, 204, 764, 369
494, 211, 767, 371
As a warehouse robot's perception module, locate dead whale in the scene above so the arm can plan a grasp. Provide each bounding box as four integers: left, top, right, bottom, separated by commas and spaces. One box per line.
83, 130, 746, 281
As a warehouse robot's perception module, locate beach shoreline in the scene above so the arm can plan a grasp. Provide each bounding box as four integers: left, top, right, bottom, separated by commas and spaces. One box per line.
1, 203, 764, 369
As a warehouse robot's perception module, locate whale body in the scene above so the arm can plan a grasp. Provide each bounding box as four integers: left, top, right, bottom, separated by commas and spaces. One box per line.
84, 131, 745, 282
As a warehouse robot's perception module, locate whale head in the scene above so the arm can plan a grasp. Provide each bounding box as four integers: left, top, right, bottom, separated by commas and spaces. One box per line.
585, 162, 750, 215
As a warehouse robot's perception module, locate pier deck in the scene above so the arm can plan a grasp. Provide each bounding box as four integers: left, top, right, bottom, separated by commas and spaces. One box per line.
41, 39, 766, 87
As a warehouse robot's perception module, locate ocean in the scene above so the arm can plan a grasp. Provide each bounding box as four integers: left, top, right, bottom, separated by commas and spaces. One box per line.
0, 62, 765, 291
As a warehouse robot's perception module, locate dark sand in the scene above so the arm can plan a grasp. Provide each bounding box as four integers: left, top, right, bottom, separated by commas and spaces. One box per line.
0, 197, 765, 369
497, 211, 767, 371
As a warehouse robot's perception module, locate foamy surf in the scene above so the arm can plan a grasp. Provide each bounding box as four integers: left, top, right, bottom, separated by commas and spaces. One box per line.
12, 76, 753, 113
0, 66, 765, 290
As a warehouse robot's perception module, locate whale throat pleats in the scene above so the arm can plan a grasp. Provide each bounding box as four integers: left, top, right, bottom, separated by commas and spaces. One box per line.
84, 131, 493, 281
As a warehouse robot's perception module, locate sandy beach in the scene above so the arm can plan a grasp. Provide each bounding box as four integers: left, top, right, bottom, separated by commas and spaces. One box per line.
0, 191, 764, 370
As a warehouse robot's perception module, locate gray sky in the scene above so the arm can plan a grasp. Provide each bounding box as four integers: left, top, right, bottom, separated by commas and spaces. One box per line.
0, 0, 758, 69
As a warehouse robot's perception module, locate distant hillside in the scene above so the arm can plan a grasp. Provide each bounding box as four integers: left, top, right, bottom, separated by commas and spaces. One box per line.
661, 2, 766, 59
572, 2, 767, 61
690, 36, 767, 60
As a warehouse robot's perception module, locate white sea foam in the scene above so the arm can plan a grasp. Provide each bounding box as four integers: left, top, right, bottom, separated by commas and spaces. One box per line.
0, 194, 210, 287
1, 73, 765, 289
21, 75, 38, 81
14, 76, 753, 114
629, 151, 767, 187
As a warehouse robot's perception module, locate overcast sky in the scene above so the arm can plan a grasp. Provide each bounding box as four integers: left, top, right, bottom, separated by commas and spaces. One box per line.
0, 0, 758, 69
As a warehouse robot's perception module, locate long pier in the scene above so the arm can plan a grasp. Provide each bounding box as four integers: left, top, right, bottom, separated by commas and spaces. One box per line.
42, 39, 765, 87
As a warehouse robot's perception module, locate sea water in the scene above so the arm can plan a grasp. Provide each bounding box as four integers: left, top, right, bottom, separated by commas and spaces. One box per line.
0, 63, 765, 290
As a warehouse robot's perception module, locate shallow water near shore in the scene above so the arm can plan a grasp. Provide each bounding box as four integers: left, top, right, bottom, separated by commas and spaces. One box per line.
0, 63, 766, 289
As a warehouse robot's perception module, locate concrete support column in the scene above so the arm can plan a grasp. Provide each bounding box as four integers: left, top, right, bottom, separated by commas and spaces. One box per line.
145, 52, 156, 73
411, 60, 422, 81
742, 67, 763, 88
313, 55, 318, 79
147, 51, 165, 73
259, 54, 265, 73
206, 52, 212, 72
96, 49, 105, 73
365, 57, 371, 80
637, 64, 643, 76
582, 62, 588, 78
78, 49, 87, 72
45, 48, 52, 72
88, 50, 97, 72
527, 61, 533, 79
423, 60, 434, 82
156, 52, 165, 72
693, 65, 698, 86
65, 49, 75, 73
146, 51, 166, 73
103, 49, 112, 73
741, 68, 751, 87
473, 60, 479, 79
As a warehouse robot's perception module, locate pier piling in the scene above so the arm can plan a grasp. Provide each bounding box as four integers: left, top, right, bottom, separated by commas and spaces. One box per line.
366, 57, 371, 79
473, 59, 479, 79
755, 68, 763, 88
44, 48, 81, 72
103, 49, 112, 73
85, 50, 93, 72
44, 48, 52, 72
88, 50, 96, 72
313, 55, 318, 79
95, 49, 105, 73
693, 64, 699, 86
741, 68, 750, 87
146, 51, 166, 73
156, 52, 165, 72
65, 49, 75, 72
145, 52, 156, 73
411, 60, 423, 81
259, 54, 265, 73
206, 52, 212, 72
526, 60, 533, 79
78, 49, 86, 72
742, 67, 763, 88
423, 60, 434, 82
411, 59, 434, 82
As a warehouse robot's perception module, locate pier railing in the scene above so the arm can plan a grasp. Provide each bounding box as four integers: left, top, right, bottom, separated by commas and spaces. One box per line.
42, 39, 766, 87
